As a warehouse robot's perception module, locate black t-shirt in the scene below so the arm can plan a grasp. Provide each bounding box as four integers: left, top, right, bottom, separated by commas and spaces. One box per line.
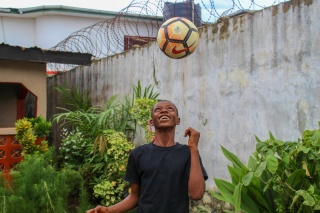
125, 142, 208, 213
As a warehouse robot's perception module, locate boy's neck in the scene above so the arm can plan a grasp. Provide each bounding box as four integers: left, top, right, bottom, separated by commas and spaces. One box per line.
153, 129, 176, 147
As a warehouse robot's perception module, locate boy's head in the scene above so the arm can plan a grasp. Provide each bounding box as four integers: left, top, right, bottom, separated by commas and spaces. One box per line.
151, 100, 179, 117
149, 100, 180, 128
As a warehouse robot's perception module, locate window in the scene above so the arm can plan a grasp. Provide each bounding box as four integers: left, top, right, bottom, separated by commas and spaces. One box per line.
0, 83, 36, 128
124, 36, 156, 51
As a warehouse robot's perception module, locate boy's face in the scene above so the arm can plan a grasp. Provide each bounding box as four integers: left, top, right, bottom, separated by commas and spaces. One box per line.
150, 101, 180, 128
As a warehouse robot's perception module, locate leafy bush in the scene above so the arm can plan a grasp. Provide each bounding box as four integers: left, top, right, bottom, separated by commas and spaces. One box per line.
53, 81, 160, 209
93, 129, 134, 206
15, 116, 50, 155
0, 149, 90, 213
59, 128, 92, 170
131, 98, 158, 143
55, 82, 91, 111
132, 80, 160, 100
29, 116, 52, 138
212, 123, 320, 213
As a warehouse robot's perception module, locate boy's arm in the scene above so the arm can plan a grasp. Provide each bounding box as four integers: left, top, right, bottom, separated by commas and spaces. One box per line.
185, 127, 206, 200
86, 183, 140, 213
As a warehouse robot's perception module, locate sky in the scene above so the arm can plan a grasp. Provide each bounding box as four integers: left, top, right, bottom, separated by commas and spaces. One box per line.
0, 0, 283, 13
0, 0, 135, 11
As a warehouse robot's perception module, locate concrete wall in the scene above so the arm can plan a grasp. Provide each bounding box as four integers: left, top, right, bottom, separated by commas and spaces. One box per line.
47, 0, 320, 189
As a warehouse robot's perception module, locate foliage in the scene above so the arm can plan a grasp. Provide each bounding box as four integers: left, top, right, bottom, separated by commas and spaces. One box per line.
53, 95, 135, 141
15, 116, 50, 156
211, 123, 320, 213
59, 128, 92, 170
131, 81, 160, 142
93, 179, 128, 207
131, 98, 158, 142
0, 150, 90, 213
55, 82, 91, 111
133, 80, 160, 100
29, 116, 52, 137
93, 129, 134, 206
53, 81, 160, 209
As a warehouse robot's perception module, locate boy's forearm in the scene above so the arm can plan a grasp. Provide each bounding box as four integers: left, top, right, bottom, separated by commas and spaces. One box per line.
188, 147, 206, 200
108, 193, 139, 213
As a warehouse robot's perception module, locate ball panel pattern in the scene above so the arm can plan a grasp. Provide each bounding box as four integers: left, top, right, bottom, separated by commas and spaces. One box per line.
157, 17, 199, 59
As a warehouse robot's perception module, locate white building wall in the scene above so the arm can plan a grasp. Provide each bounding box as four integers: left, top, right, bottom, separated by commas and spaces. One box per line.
35, 15, 108, 48
0, 17, 35, 47
0, 7, 160, 52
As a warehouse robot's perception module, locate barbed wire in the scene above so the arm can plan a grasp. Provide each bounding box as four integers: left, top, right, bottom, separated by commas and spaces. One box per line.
49, 0, 287, 71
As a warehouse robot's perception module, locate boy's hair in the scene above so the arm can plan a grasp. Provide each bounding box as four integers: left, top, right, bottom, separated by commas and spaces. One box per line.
151, 100, 179, 117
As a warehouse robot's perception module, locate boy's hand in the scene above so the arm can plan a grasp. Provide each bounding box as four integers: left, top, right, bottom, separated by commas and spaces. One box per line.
184, 127, 200, 149
86, 206, 110, 213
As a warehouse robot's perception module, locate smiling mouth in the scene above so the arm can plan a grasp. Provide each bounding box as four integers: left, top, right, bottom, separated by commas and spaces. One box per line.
159, 115, 170, 121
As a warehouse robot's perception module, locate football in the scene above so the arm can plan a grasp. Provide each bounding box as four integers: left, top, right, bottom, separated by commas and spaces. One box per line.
157, 17, 199, 59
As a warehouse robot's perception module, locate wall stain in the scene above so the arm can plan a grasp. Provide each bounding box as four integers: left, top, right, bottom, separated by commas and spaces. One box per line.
211, 24, 218, 43
233, 17, 238, 33
303, 0, 313, 6
211, 23, 219, 34
297, 99, 309, 135
198, 25, 206, 37
152, 55, 158, 86
219, 18, 230, 40
282, 2, 291, 13
291, 0, 313, 7
239, 16, 246, 32
272, 5, 279, 16
230, 69, 248, 88
283, 0, 313, 13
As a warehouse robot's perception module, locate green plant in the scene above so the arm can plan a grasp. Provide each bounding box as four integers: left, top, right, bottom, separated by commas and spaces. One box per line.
55, 82, 91, 111
0, 149, 90, 213
29, 116, 52, 137
15, 116, 50, 155
92, 129, 134, 206
59, 128, 92, 170
211, 123, 320, 213
132, 80, 160, 100
131, 98, 158, 142
53, 95, 135, 141
52, 81, 160, 208
130, 81, 160, 142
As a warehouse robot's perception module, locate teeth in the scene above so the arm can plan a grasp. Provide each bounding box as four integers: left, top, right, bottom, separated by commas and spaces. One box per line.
160, 116, 170, 120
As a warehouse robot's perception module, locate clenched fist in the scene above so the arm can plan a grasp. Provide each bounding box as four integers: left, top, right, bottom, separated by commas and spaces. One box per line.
184, 127, 200, 149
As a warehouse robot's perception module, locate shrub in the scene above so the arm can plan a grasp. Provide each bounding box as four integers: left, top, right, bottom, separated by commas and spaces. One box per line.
93, 129, 134, 206
29, 116, 52, 138
212, 122, 320, 212
15, 116, 50, 155
0, 149, 90, 213
131, 98, 158, 142
59, 128, 92, 170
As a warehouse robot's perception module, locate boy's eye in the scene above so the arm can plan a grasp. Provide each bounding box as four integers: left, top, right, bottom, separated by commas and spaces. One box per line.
168, 107, 173, 111
155, 108, 161, 112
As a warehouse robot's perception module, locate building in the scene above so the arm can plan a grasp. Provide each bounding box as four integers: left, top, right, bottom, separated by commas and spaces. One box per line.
0, 5, 163, 57
0, 44, 91, 172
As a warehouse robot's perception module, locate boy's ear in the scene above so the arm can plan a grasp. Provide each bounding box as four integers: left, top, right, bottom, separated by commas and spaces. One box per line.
176, 117, 180, 125
148, 119, 153, 126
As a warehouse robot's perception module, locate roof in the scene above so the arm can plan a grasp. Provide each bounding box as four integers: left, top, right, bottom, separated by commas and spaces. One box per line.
0, 44, 92, 65
0, 5, 163, 21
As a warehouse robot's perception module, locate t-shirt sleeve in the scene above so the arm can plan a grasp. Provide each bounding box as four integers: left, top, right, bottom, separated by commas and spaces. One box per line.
124, 151, 141, 185
199, 156, 208, 181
